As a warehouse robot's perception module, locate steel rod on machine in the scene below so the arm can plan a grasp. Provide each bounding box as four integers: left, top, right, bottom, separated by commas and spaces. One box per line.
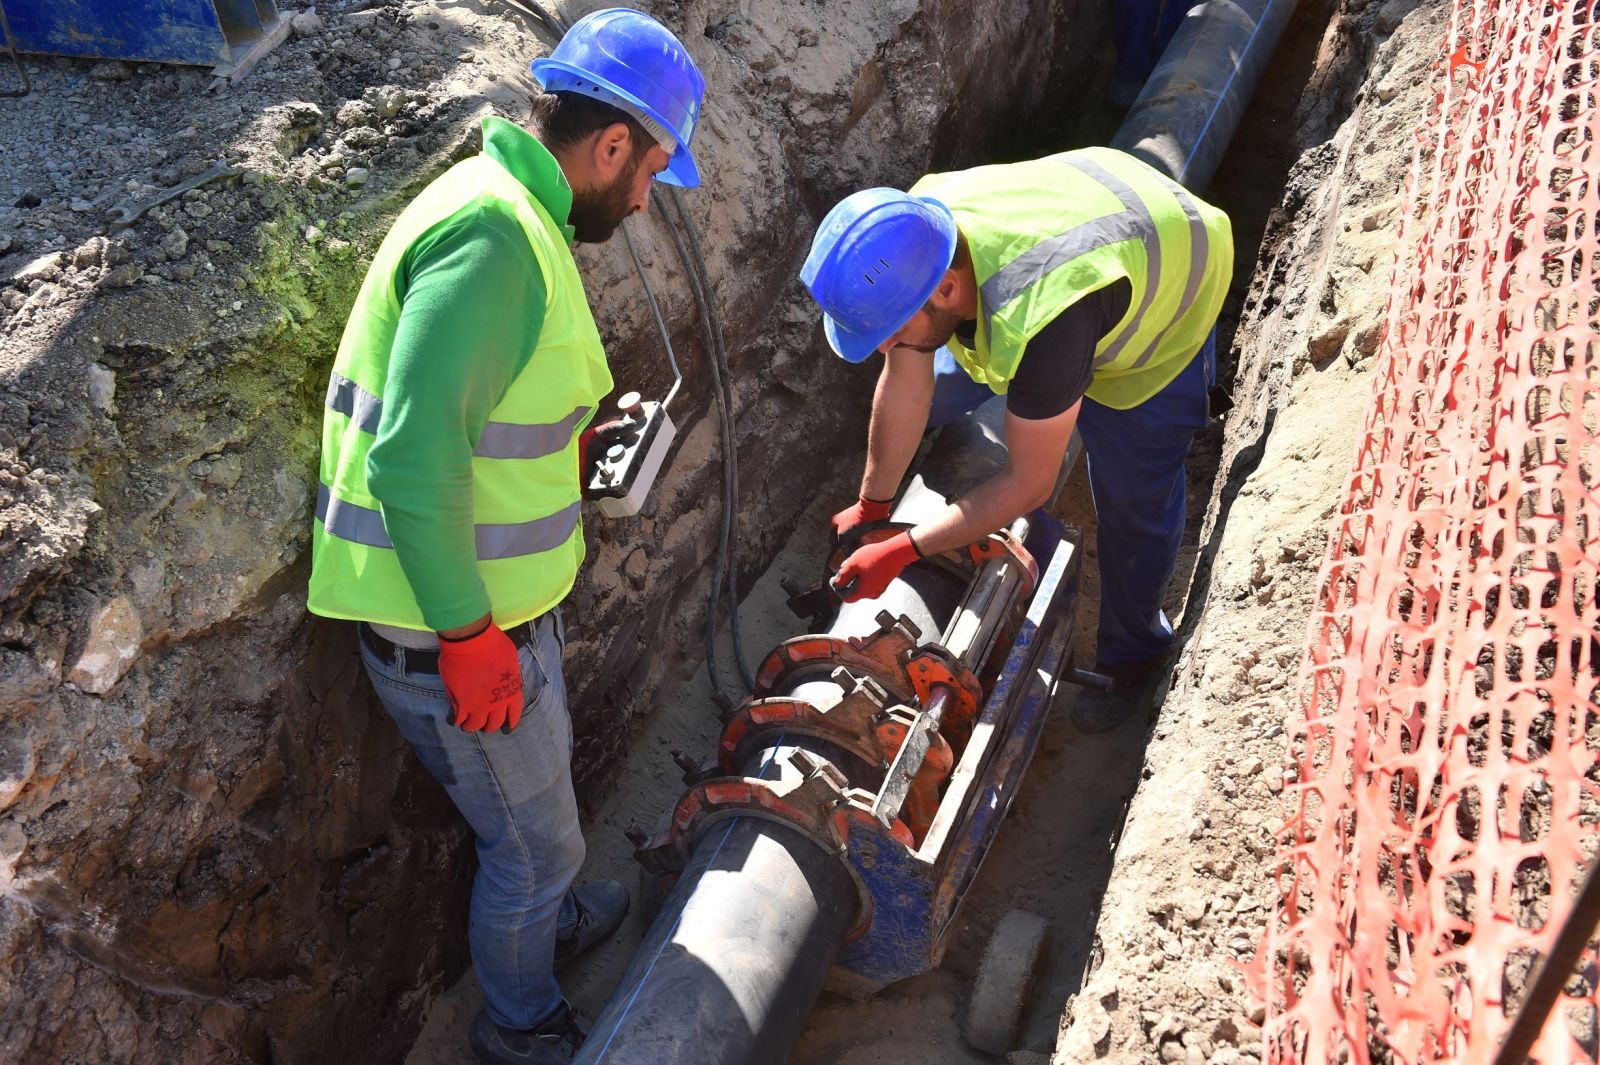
873, 517, 1029, 830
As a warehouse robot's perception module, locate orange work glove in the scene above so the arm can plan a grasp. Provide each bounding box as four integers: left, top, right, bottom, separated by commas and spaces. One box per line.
833, 531, 923, 603
830, 495, 895, 543
438, 623, 525, 733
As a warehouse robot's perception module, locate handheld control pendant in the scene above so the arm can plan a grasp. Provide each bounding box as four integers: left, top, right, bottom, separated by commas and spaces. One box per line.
584, 391, 677, 518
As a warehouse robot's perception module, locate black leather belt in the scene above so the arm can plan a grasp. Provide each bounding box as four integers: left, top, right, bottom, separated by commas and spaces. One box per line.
358, 617, 543, 676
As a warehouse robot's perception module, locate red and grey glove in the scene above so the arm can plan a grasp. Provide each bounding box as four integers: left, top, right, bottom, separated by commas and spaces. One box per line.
578, 420, 625, 483
830, 494, 895, 543
438, 623, 524, 733
833, 531, 923, 603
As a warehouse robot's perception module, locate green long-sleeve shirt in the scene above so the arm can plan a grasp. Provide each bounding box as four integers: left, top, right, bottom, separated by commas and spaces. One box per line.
364, 118, 576, 630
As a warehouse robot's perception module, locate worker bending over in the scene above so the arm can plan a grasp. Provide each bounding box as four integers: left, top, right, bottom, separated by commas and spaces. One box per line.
802, 148, 1232, 733
306, 11, 706, 1065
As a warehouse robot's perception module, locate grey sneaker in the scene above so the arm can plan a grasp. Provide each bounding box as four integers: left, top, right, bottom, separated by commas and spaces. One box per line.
1070, 657, 1168, 733
554, 879, 630, 969
470, 1001, 585, 1065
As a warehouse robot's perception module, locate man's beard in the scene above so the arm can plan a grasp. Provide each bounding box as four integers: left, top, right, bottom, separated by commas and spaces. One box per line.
570, 158, 642, 244
923, 301, 965, 349
899, 300, 966, 353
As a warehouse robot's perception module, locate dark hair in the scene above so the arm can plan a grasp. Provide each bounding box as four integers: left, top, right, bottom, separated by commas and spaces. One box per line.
921, 230, 970, 314
529, 90, 655, 163
949, 229, 971, 272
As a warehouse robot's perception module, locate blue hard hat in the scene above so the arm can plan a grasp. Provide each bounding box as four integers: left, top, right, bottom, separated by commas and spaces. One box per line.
531, 8, 707, 187
800, 189, 959, 363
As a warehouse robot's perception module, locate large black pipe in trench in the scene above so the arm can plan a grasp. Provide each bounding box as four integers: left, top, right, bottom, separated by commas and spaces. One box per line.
574, 417, 988, 1065
1111, 0, 1300, 190
576, 2, 1301, 1057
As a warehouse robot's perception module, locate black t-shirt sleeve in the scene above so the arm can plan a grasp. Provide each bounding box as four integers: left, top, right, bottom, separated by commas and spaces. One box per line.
1004, 278, 1133, 420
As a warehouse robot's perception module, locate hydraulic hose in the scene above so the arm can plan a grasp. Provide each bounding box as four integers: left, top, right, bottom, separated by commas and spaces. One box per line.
657, 186, 757, 704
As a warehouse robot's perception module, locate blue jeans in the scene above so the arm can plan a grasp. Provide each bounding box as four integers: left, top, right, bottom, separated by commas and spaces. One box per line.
359, 612, 583, 1031
929, 334, 1216, 666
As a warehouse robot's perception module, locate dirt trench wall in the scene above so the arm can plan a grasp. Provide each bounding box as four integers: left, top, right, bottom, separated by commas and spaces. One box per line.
0, 1, 1106, 1062
1050, 1, 1441, 1062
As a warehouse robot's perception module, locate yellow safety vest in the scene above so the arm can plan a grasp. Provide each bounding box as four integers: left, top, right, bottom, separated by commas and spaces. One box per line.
308, 138, 612, 628
912, 147, 1232, 410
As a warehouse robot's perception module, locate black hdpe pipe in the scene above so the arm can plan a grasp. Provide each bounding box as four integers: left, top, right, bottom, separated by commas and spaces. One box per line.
1111, 0, 1300, 190
576, 2, 1300, 1059
575, 559, 968, 1065
574, 419, 983, 1065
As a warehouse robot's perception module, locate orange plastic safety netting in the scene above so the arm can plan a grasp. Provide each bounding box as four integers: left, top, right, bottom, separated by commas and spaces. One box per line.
1258, 1, 1600, 1062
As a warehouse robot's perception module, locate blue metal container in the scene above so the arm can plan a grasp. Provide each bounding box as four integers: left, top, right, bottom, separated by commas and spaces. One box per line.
3, 0, 282, 67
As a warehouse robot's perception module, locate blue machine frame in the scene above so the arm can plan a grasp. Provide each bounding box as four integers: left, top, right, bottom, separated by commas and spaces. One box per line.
827, 534, 1080, 997
3, 0, 282, 67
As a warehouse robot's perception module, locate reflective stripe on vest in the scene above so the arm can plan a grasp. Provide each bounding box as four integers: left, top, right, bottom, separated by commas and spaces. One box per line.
326, 373, 383, 435
316, 483, 582, 560
1146, 171, 1211, 371
307, 126, 613, 631
1059, 158, 1212, 371
326, 372, 592, 462
914, 149, 1231, 409
1063, 156, 1162, 369
977, 156, 1214, 373
979, 209, 1150, 333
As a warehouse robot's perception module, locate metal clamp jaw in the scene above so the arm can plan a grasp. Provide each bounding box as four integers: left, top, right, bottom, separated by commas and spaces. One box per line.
750, 610, 984, 743
714, 666, 957, 842
628, 750, 905, 943
719, 667, 907, 774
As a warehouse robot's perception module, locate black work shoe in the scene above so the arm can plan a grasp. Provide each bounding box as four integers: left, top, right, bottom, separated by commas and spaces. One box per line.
470, 1000, 586, 1065
1070, 657, 1169, 734
553, 879, 630, 969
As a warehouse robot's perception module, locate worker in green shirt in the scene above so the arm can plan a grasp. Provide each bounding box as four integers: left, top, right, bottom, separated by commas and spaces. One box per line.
306, 11, 707, 1064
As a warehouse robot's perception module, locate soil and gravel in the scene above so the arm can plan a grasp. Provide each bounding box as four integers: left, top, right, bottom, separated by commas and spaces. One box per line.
0, 1, 1111, 1062
1053, 1, 1443, 1062
0, 0, 1449, 1060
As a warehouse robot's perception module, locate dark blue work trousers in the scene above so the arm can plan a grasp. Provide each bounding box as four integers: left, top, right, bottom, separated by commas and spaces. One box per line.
1113, 0, 1206, 87
927, 334, 1215, 667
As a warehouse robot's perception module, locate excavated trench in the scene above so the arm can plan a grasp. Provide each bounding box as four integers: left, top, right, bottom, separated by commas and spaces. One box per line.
417, 2, 1348, 1062
0, 0, 1444, 1061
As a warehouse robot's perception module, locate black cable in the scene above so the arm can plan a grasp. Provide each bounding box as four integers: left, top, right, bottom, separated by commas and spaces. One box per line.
1491, 856, 1600, 1065
664, 187, 755, 692
496, 0, 568, 38
654, 186, 752, 709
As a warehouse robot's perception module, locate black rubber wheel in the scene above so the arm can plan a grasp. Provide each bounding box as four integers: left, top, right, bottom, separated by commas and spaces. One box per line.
964, 908, 1049, 1055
